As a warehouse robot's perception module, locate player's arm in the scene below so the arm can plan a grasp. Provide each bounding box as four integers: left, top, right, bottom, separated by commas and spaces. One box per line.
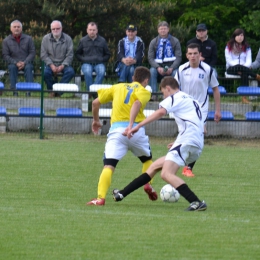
129, 100, 141, 128
212, 86, 221, 123
92, 98, 102, 134
127, 107, 167, 138
123, 100, 141, 136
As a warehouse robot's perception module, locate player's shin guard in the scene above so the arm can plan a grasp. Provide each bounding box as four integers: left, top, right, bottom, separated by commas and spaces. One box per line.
97, 167, 113, 199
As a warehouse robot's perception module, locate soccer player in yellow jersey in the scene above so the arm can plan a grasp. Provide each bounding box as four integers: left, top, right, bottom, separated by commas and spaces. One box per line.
87, 66, 158, 206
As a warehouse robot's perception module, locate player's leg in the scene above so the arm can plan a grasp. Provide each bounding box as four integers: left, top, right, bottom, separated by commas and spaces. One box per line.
140, 156, 157, 200
129, 128, 157, 199
113, 156, 165, 201
97, 161, 117, 199
164, 144, 207, 211
182, 109, 207, 178
87, 131, 127, 206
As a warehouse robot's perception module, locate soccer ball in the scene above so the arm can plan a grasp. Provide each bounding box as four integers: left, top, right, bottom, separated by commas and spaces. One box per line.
160, 184, 180, 203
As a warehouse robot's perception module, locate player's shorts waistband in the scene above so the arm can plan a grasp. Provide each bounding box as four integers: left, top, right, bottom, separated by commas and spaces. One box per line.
110, 122, 138, 131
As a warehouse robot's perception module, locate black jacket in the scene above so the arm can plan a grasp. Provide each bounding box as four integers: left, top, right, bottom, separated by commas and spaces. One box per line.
187, 37, 217, 67
75, 35, 111, 64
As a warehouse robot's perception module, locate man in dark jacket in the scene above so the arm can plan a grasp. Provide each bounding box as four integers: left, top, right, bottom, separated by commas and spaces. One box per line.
187, 23, 217, 75
75, 22, 111, 91
2, 20, 35, 96
115, 24, 145, 83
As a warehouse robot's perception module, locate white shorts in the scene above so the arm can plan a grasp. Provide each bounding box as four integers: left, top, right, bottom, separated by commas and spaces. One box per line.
165, 143, 202, 166
104, 127, 151, 160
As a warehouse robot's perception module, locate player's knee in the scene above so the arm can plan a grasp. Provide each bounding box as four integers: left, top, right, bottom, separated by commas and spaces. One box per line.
138, 155, 152, 163
103, 158, 119, 168
160, 170, 167, 181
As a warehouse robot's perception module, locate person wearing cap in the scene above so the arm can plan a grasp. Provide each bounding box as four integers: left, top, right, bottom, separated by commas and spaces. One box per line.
75, 22, 111, 90
187, 23, 217, 76
115, 24, 145, 83
2, 20, 35, 96
148, 21, 182, 98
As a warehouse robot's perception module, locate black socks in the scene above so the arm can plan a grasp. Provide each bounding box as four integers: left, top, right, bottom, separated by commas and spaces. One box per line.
176, 183, 200, 203
120, 173, 151, 197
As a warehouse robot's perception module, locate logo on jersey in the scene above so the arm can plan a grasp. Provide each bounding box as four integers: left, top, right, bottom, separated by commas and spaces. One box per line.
199, 74, 204, 79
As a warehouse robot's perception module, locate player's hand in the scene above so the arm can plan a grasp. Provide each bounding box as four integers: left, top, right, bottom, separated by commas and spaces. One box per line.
122, 126, 132, 136
92, 120, 102, 134
127, 125, 140, 139
214, 111, 222, 123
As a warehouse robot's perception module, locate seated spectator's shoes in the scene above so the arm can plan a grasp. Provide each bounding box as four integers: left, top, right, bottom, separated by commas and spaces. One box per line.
143, 183, 158, 201
13, 91, 18, 96
86, 198, 105, 206
26, 92, 31, 97
186, 201, 207, 211
182, 166, 195, 177
112, 189, 124, 202
55, 92, 62, 97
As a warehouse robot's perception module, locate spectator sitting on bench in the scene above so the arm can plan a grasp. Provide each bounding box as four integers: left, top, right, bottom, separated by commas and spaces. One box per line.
251, 48, 260, 70
148, 21, 182, 100
114, 24, 145, 83
41, 20, 75, 98
187, 23, 218, 77
75, 22, 111, 91
225, 28, 260, 104
2, 20, 35, 97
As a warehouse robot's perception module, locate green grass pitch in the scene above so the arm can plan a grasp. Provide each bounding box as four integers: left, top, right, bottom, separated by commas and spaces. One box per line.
0, 135, 259, 260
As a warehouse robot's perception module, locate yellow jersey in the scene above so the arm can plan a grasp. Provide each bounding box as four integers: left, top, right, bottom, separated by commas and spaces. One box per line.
97, 82, 151, 125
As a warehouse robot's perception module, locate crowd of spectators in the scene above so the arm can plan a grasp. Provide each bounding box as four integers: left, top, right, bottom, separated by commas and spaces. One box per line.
2, 19, 260, 100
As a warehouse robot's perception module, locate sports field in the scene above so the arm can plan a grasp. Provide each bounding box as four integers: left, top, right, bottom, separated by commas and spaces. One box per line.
0, 135, 259, 260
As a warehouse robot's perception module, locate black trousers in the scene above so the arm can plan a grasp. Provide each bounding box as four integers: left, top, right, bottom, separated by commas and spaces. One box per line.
227, 65, 257, 86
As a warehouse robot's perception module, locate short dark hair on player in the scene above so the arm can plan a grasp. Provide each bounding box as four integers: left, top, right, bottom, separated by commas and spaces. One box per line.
133, 66, 151, 83
160, 76, 179, 90
187, 43, 200, 52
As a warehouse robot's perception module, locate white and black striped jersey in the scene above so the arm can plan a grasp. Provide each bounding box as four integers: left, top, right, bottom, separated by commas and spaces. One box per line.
159, 91, 204, 149
174, 61, 219, 110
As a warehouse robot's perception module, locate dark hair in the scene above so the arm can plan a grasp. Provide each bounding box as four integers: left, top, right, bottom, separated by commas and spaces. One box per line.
186, 43, 200, 53
133, 66, 150, 83
227, 28, 249, 52
87, 22, 98, 29
160, 76, 179, 90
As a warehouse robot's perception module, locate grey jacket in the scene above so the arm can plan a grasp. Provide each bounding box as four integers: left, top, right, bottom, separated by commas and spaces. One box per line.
251, 48, 260, 69
148, 34, 182, 70
2, 33, 35, 64
75, 35, 110, 64
41, 32, 74, 66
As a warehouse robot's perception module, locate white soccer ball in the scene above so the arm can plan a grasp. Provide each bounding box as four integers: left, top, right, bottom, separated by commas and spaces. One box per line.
145, 85, 152, 93
160, 184, 180, 203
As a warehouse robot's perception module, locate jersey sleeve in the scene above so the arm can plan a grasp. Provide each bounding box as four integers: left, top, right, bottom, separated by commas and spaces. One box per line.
97, 87, 114, 104
132, 86, 151, 107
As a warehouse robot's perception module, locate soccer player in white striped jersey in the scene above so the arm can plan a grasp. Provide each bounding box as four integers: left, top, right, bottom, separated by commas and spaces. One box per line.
113, 76, 207, 211
174, 43, 221, 177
